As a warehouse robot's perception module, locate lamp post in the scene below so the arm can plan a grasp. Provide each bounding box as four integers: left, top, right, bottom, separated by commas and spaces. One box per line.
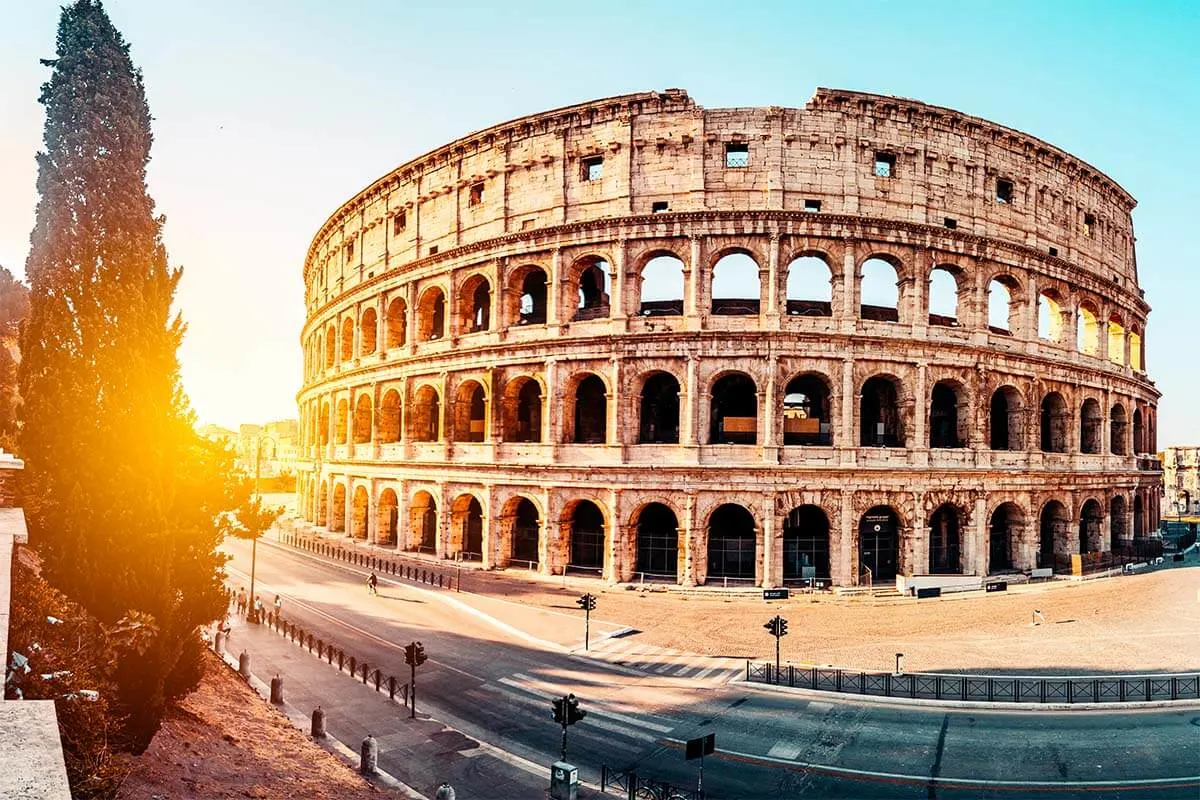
248, 434, 276, 623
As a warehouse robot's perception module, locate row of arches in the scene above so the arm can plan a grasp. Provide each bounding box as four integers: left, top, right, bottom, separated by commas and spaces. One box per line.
304, 247, 1148, 380
304, 369, 1157, 455
301, 480, 1158, 585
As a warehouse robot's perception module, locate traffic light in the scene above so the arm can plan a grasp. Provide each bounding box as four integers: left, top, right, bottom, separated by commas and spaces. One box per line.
552, 696, 566, 724
778, 618, 788, 637
576, 593, 596, 612
405, 641, 428, 666
764, 615, 788, 638
565, 693, 586, 725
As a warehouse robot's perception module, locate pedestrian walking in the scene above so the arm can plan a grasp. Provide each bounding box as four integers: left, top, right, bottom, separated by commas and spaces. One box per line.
366, 572, 378, 596
254, 595, 264, 622
236, 588, 247, 616
273, 594, 282, 616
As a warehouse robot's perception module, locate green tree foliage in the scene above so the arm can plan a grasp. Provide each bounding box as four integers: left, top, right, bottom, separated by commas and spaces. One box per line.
0, 266, 31, 438
19, 0, 236, 754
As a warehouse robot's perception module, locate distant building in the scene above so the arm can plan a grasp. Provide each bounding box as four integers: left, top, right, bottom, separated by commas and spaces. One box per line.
235, 419, 299, 479
197, 423, 236, 442
1161, 447, 1200, 516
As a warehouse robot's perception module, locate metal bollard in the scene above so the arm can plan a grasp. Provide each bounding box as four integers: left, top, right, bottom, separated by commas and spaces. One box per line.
270, 675, 284, 705
311, 706, 326, 738
238, 651, 252, 679
360, 734, 378, 775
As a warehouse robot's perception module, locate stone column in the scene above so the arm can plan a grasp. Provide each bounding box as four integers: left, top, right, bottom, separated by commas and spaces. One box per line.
914, 362, 928, 452
611, 239, 628, 323
680, 493, 697, 586
972, 494, 987, 575
547, 248, 562, 330
840, 490, 855, 586
686, 236, 703, 330
682, 356, 699, 447
608, 356, 623, 447
840, 357, 855, 464
841, 244, 857, 330
762, 233, 780, 329
761, 494, 779, 588
762, 356, 778, 460
543, 359, 558, 446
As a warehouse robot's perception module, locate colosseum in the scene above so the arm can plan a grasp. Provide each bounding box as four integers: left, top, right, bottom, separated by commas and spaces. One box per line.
294, 88, 1161, 590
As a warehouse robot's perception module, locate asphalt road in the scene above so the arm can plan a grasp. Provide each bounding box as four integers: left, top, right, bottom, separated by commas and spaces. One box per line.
223, 537, 1200, 799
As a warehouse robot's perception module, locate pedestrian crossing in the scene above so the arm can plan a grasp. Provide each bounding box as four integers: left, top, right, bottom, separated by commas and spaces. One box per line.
574, 634, 744, 685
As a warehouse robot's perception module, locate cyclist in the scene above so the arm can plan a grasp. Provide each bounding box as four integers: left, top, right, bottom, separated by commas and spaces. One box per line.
366, 572, 378, 595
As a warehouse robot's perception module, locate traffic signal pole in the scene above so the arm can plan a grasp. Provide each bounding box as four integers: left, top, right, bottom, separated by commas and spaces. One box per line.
410, 659, 417, 719
577, 594, 597, 651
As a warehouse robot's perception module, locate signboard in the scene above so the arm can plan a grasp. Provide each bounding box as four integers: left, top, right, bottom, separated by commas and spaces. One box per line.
985, 581, 1007, 593
685, 733, 716, 761
915, 586, 941, 599
762, 588, 789, 601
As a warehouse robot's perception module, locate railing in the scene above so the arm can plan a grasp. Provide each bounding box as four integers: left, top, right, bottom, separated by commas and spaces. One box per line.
278, 531, 459, 591
601, 765, 702, 800
745, 661, 1200, 704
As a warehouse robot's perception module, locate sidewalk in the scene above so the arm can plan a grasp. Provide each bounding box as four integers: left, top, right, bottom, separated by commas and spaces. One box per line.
218, 614, 557, 800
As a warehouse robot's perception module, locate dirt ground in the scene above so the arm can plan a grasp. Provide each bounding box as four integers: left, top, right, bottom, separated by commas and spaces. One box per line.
116, 649, 394, 800
459, 560, 1200, 675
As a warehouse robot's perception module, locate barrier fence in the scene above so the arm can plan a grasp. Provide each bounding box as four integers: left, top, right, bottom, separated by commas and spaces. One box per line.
745, 662, 1200, 704
600, 765, 703, 800
278, 530, 460, 592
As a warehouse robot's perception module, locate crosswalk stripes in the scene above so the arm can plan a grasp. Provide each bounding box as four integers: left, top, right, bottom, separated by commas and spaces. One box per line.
578, 635, 744, 685
474, 675, 667, 743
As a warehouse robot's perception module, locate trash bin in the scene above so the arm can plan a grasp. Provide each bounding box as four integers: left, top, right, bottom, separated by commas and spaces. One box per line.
549, 761, 578, 800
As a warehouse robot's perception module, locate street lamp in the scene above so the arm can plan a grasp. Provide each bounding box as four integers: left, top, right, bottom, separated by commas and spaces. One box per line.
247, 433, 277, 623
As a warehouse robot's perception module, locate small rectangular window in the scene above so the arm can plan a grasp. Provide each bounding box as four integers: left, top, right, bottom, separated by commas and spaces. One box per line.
468, 182, 484, 207
1048, 246, 1059, 257
651, 201, 669, 213
521, 219, 534, 230
393, 210, 407, 235
943, 217, 957, 229
583, 156, 603, 181
429, 245, 439, 256
1083, 212, 1096, 237
725, 142, 749, 168
996, 178, 1013, 204
345, 241, 355, 261
804, 199, 822, 212
874, 152, 896, 178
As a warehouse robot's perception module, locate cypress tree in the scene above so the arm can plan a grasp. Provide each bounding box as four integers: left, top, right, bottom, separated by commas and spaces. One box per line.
20, 0, 234, 753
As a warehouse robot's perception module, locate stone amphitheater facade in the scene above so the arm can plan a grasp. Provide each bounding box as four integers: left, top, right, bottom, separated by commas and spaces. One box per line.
294, 88, 1161, 588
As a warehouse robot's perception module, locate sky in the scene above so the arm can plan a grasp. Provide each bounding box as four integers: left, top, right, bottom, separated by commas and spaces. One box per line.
1, 0, 1198, 440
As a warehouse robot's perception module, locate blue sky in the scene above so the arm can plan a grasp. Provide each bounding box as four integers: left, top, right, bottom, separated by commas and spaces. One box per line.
1, 0, 1197, 440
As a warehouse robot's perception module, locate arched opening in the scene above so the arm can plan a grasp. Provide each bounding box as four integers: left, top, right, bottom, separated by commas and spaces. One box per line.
1107, 316, 1126, 366
989, 386, 1024, 451
1038, 291, 1064, 342
1110, 404, 1128, 455
379, 390, 402, 443
418, 287, 446, 341
711, 252, 760, 315
1110, 495, 1128, 548
927, 267, 960, 326
1079, 398, 1102, 454
1040, 392, 1068, 453
639, 372, 680, 444
988, 503, 1023, 574
860, 257, 900, 322
319, 401, 330, 445
454, 496, 483, 561
710, 373, 757, 444
860, 375, 904, 447
511, 498, 540, 567
639, 253, 685, 316
517, 268, 548, 325
324, 324, 335, 367
461, 274, 492, 333
1132, 409, 1144, 454
377, 489, 398, 547
331, 483, 347, 533
1133, 495, 1145, 538
351, 486, 369, 540
1038, 501, 1069, 569
353, 394, 373, 444
453, 381, 487, 442
783, 374, 832, 446
340, 316, 354, 361
929, 504, 963, 574
785, 255, 832, 316
410, 385, 441, 442
707, 504, 757, 581
782, 505, 830, 583
987, 276, 1019, 335
572, 374, 607, 444
929, 381, 963, 449
334, 399, 348, 444
859, 506, 900, 582
635, 503, 678, 579
574, 256, 611, 320
568, 501, 605, 573
1077, 303, 1100, 354
1079, 499, 1102, 554
360, 307, 378, 355
317, 480, 329, 526
411, 491, 438, 553
503, 377, 543, 443
1129, 330, 1144, 372
386, 297, 407, 349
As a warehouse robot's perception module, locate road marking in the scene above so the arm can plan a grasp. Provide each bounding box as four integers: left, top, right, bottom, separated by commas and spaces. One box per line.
503, 674, 673, 734
662, 738, 1200, 789
766, 741, 805, 760
476, 685, 658, 743
807, 700, 834, 713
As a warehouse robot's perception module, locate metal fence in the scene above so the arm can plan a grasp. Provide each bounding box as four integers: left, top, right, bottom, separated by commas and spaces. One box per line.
280, 531, 459, 591
745, 662, 1200, 704
600, 765, 703, 800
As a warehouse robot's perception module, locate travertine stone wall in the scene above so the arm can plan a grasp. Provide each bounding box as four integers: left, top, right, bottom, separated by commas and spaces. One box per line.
295, 89, 1160, 588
